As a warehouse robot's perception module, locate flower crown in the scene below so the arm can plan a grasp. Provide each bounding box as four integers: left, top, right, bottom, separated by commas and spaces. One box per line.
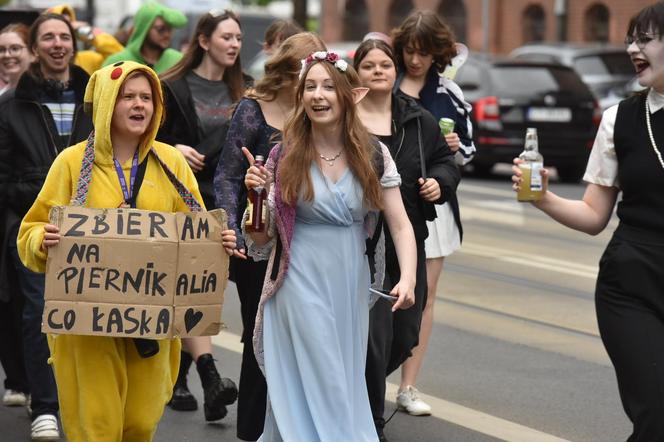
299, 51, 349, 79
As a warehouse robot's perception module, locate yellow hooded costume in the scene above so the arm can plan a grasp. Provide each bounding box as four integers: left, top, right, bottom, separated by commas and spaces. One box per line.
18, 61, 204, 441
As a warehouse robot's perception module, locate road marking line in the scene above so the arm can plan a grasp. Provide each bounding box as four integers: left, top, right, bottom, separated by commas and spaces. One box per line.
211, 330, 570, 442
460, 182, 517, 198
461, 243, 598, 279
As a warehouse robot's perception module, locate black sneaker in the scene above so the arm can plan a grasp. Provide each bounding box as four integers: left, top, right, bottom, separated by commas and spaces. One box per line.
196, 353, 238, 421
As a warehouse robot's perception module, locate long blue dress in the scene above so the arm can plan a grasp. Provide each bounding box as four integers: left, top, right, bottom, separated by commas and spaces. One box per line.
259, 164, 378, 442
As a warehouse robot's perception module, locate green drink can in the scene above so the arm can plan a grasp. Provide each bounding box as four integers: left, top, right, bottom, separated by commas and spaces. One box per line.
438, 117, 455, 135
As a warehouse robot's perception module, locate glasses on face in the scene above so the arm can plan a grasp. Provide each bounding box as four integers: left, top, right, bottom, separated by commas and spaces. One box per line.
0, 45, 26, 56
152, 25, 172, 35
625, 32, 661, 50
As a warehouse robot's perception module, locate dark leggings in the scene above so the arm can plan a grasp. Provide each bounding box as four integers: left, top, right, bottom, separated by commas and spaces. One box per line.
596, 225, 664, 441
233, 257, 268, 441
365, 240, 427, 422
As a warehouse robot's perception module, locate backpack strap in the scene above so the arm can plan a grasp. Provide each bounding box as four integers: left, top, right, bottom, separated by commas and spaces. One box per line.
71, 131, 201, 212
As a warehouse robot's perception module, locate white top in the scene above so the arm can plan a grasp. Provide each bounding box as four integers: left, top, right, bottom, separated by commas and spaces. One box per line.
584, 89, 664, 188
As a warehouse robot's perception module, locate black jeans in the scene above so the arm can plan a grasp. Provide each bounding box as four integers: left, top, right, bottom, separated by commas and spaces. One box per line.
365, 240, 427, 422
234, 257, 268, 441
0, 282, 28, 393
596, 225, 664, 442
9, 244, 58, 419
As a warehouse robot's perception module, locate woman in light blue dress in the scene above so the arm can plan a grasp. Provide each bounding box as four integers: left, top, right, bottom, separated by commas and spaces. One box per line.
243, 52, 418, 441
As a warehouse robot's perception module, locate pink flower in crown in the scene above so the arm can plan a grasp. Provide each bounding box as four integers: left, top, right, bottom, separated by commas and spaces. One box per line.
327, 52, 340, 62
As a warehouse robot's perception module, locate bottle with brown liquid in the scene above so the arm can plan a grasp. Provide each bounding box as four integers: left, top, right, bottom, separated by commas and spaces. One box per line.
246, 155, 267, 232
517, 128, 544, 202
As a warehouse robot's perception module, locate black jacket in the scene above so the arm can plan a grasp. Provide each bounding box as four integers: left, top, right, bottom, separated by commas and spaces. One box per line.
0, 65, 93, 297
384, 92, 462, 243
159, 74, 253, 209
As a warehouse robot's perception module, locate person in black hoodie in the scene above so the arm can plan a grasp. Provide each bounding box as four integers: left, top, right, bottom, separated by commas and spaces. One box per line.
157, 10, 249, 422
0, 13, 93, 441
354, 38, 460, 441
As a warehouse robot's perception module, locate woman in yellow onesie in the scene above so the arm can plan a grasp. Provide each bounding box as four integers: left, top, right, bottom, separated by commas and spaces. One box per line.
17, 61, 236, 441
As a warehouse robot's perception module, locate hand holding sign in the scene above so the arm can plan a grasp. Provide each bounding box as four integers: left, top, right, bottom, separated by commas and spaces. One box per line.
43, 224, 61, 250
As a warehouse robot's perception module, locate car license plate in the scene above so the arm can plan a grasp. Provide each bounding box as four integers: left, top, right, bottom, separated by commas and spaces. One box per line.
527, 107, 572, 122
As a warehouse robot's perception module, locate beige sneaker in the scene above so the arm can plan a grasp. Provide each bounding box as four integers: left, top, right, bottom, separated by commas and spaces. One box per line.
31, 414, 60, 441
3, 389, 28, 406
396, 385, 432, 416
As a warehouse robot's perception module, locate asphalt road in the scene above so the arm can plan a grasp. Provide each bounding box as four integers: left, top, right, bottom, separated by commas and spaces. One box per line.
0, 171, 633, 441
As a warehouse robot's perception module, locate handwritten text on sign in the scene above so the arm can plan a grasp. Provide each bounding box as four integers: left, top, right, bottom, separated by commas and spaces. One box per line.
43, 206, 229, 339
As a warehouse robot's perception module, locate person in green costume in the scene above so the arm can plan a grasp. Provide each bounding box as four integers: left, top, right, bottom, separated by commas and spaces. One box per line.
104, 1, 186, 73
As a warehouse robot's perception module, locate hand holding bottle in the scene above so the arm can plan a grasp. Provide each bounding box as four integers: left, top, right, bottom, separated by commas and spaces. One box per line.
242, 147, 272, 192
444, 132, 460, 152
511, 157, 549, 202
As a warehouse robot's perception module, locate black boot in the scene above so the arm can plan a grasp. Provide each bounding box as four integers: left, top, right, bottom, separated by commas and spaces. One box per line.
196, 353, 238, 422
168, 351, 198, 411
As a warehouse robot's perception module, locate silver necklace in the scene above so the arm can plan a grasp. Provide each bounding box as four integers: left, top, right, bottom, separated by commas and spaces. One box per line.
645, 98, 664, 170
319, 150, 342, 166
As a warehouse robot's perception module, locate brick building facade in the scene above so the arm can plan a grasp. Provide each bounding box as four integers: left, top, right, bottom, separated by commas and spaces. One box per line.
320, 0, 654, 54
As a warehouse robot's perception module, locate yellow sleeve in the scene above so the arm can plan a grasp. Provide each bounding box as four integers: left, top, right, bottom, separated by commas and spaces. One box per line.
91, 33, 124, 59
17, 150, 77, 273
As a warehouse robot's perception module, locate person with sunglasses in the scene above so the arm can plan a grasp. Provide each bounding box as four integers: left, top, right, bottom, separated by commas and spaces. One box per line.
512, 3, 664, 440
104, 0, 187, 74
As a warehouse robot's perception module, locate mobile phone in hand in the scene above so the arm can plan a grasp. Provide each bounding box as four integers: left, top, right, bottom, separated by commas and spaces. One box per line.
370, 288, 398, 301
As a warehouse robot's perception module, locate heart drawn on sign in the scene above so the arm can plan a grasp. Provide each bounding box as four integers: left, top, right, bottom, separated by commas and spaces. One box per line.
184, 308, 204, 333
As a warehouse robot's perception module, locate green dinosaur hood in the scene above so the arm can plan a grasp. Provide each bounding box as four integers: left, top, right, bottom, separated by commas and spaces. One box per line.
125, 1, 186, 65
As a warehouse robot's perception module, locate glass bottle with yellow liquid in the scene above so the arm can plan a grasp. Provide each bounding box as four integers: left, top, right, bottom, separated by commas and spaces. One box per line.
517, 128, 544, 202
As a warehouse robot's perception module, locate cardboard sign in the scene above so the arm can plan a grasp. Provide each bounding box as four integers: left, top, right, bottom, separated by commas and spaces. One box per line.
43, 206, 229, 339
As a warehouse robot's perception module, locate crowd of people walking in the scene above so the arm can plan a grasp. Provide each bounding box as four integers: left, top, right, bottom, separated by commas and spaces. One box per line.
0, 1, 662, 441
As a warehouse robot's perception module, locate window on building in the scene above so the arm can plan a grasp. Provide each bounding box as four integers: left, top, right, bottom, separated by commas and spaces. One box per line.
438, 0, 468, 43
522, 4, 546, 43
584, 3, 610, 43
388, 0, 415, 28
343, 0, 369, 41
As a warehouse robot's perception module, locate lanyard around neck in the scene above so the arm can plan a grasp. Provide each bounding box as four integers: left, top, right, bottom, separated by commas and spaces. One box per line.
113, 150, 139, 207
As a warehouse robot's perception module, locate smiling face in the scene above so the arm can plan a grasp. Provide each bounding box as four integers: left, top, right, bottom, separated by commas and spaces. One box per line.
0, 31, 30, 79
403, 42, 433, 80
357, 48, 396, 93
111, 74, 155, 141
627, 29, 664, 91
32, 19, 74, 78
201, 18, 242, 69
303, 63, 343, 128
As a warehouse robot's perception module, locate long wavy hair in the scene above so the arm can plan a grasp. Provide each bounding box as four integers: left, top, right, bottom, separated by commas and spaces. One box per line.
161, 10, 245, 101
391, 10, 457, 74
279, 59, 383, 209
247, 32, 326, 102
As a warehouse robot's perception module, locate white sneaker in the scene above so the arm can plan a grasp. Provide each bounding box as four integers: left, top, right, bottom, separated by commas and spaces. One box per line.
396, 385, 432, 416
3, 389, 28, 406
30, 414, 60, 441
